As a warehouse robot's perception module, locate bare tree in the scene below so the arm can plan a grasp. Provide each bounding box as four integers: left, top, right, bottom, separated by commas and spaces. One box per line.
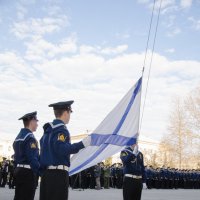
185, 87, 200, 132
158, 89, 200, 169
185, 87, 200, 165
167, 97, 189, 169
159, 137, 176, 167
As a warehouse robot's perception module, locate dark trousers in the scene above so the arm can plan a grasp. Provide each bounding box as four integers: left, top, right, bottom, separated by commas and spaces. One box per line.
14, 167, 37, 200
155, 179, 160, 189
9, 172, 15, 189
174, 179, 179, 189
1, 172, 8, 187
123, 177, 143, 200
40, 169, 69, 200
147, 178, 153, 189
89, 176, 96, 189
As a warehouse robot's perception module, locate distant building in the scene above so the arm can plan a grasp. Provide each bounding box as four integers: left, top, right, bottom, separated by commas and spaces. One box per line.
0, 133, 159, 164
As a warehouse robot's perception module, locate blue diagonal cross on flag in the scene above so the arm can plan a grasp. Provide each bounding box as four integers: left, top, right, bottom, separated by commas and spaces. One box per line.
69, 77, 142, 176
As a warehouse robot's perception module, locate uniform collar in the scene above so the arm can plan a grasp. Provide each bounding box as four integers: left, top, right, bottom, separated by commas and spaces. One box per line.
53, 119, 65, 125
20, 128, 33, 134
15, 128, 34, 141
48, 119, 66, 130
125, 146, 140, 156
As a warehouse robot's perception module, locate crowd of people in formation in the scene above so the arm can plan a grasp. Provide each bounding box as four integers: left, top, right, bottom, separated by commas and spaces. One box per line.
146, 166, 200, 189
70, 163, 200, 190
0, 157, 200, 191
0, 158, 200, 190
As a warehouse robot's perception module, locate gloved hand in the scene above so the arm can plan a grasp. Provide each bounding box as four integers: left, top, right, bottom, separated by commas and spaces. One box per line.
82, 135, 91, 148
143, 182, 147, 189
133, 144, 138, 155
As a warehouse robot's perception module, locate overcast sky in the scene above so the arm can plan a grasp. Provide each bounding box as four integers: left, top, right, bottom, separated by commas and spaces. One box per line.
0, 0, 200, 142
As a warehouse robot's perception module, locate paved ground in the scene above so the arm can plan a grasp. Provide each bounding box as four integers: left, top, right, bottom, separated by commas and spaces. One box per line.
0, 187, 199, 200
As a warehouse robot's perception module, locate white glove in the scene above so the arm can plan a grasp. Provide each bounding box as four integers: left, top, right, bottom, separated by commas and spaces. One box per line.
143, 183, 147, 189
133, 145, 138, 155
82, 135, 91, 148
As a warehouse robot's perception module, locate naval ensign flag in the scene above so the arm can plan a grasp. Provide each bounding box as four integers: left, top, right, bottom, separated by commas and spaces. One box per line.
69, 77, 142, 176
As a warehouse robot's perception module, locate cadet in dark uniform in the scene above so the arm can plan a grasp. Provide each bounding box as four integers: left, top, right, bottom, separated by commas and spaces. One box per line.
8, 160, 15, 189
39, 101, 91, 200
146, 166, 155, 189
120, 144, 146, 200
89, 166, 96, 189
110, 164, 117, 188
116, 163, 123, 189
13, 111, 40, 200
0, 157, 9, 187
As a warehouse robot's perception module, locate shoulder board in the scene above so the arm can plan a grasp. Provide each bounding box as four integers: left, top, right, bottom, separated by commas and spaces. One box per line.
121, 151, 128, 157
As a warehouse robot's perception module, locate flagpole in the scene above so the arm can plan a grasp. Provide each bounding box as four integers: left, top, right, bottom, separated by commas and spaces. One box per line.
137, 68, 144, 145
137, 0, 156, 142
138, 0, 163, 143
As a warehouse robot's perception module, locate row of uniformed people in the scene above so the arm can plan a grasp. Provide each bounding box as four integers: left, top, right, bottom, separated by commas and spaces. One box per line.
12, 101, 91, 200
145, 166, 200, 189
3, 156, 200, 192
70, 164, 200, 191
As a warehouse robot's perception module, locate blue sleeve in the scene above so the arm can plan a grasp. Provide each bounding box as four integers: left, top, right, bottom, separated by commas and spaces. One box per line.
120, 150, 133, 164
53, 130, 84, 155
25, 137, 40, 175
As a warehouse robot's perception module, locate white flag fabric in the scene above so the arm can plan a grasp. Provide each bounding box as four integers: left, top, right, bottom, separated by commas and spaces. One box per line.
69, 77, 142, 176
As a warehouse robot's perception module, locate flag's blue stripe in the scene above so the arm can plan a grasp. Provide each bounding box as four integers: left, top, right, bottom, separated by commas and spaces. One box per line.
69, 136, 137, 175
69, 77, 142, 176
112, 77, 142, 135
91, 133, 137, 146
70, 144, 108, 175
